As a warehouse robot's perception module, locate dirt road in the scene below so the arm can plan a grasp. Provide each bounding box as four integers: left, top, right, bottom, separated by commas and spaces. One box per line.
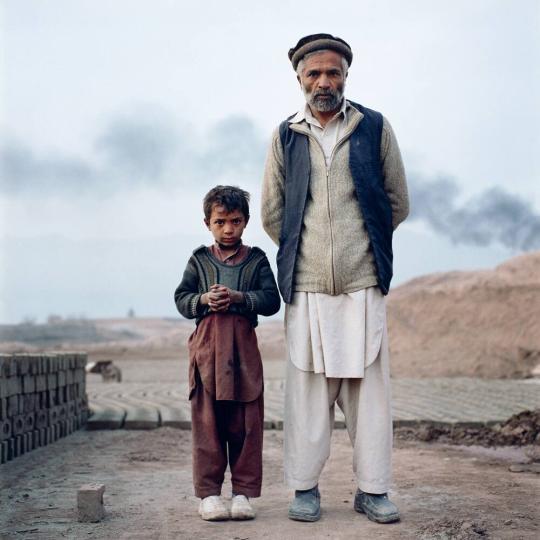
1, 428, 538, 540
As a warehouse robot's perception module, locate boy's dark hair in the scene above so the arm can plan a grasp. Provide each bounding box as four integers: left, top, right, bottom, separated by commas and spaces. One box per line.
203, 185, 250, 221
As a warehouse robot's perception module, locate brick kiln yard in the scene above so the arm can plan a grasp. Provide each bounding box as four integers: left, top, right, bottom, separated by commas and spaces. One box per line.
1, 351, 539, 540
2, 250, 540, 539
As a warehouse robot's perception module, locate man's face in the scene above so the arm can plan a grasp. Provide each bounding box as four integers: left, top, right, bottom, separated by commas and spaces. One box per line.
298, 50, 347, 113
204, 204, 248, 250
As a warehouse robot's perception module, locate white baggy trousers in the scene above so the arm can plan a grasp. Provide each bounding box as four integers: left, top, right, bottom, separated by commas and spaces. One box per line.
283, 322, 393, 494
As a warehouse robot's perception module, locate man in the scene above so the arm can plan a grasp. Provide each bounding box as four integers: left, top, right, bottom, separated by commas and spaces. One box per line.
261, 33, 409, 524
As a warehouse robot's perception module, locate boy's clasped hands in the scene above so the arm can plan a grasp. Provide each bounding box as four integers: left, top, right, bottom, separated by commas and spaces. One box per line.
201, 284, 244, 312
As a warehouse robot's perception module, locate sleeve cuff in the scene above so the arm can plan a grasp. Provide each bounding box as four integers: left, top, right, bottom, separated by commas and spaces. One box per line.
244, 292, 257, 312
189, 294, 202, 318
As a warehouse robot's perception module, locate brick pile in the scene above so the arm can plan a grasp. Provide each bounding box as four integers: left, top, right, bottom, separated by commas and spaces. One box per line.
0, 352, 89, 464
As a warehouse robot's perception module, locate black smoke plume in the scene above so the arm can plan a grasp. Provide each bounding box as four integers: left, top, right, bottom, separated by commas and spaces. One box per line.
408, 174, 540, 250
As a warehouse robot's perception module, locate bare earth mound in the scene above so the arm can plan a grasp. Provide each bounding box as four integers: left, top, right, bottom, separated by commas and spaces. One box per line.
387, 251, 540, 378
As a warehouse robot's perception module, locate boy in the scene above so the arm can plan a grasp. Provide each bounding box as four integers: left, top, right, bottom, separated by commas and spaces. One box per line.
174, 185, 280, 521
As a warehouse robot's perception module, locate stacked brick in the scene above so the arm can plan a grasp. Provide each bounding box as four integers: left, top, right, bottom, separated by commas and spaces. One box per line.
0, 352, 89, 464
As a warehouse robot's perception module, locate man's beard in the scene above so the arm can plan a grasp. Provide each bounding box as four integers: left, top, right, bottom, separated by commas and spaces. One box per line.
304, 85, 344, 112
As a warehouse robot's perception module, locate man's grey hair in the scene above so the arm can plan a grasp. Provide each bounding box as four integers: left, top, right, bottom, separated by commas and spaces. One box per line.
296, 49, 349, 77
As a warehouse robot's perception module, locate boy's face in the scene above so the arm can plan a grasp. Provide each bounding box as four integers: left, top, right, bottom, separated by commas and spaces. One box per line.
205, 204, 248, 250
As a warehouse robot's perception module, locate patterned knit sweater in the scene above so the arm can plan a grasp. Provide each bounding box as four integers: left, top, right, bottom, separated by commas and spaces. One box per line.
174, 246, 280, 327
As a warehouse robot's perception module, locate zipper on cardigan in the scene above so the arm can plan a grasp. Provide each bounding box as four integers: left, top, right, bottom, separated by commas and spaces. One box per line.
325, 135, 356, 295
290, 129, 335, 294
293, 119, 361, 295
326, 167, 335, 295
289, 117, 361, 295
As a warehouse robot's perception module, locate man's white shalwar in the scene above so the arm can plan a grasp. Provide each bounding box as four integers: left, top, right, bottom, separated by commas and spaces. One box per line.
283, 289, 393, 493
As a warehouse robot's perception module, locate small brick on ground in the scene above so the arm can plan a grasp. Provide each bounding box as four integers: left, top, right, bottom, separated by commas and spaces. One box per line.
77, 483, 105, 522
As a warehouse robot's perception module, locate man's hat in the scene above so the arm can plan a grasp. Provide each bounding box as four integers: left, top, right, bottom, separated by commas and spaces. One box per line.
288, 33, 353, 70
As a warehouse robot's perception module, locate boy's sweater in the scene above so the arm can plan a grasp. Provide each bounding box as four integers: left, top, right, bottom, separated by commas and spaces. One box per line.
174, 245, 280, 328
175, 244, 280, 401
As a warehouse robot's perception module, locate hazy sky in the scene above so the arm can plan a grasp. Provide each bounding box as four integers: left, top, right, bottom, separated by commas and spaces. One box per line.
1, 0, 539, 323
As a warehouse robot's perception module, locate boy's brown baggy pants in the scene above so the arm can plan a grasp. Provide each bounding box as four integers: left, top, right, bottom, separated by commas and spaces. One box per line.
191, 381, 264, 499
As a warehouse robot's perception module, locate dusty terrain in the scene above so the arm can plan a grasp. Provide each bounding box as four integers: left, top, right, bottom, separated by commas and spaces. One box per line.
2, 252, 540, 538
2, 252, 539, 379
1, 428, 539, 540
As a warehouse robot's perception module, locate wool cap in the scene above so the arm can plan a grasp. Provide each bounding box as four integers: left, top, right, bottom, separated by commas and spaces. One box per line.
288, 33, 353, 70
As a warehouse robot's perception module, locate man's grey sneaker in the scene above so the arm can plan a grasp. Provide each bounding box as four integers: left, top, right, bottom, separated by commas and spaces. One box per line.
288, 486, 321, 522
354, 489, 400, 524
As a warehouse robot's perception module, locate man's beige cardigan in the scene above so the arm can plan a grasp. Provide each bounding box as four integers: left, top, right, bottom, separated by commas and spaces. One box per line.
261, 102, 409, 296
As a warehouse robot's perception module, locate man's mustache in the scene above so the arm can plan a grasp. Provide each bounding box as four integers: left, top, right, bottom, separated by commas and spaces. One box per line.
313, 90, 337, 97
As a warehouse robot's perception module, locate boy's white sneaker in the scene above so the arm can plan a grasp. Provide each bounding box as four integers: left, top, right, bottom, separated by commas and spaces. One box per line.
198, 495, 230, 521
231, 494, 255, 520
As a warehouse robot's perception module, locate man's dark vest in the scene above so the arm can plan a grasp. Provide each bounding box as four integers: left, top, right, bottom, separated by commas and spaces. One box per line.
277, 100, 393, 304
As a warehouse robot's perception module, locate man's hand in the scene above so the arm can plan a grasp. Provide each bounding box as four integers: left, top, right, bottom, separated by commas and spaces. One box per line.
201, 284, 244, 312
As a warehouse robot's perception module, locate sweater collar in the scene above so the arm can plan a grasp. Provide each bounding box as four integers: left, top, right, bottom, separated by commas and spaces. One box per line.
289, 101, 364, 141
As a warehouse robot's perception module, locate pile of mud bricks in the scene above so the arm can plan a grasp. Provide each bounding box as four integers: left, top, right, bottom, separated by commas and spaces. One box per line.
0, 352, 89, 464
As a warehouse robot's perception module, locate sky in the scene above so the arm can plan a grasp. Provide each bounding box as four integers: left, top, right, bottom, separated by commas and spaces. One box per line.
0, 0, 539, 323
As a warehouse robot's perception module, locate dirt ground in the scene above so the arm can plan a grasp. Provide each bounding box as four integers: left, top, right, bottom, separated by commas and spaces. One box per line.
395, 410, 540, 448
1, 428, 539, 540
1, 252, 539, 538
